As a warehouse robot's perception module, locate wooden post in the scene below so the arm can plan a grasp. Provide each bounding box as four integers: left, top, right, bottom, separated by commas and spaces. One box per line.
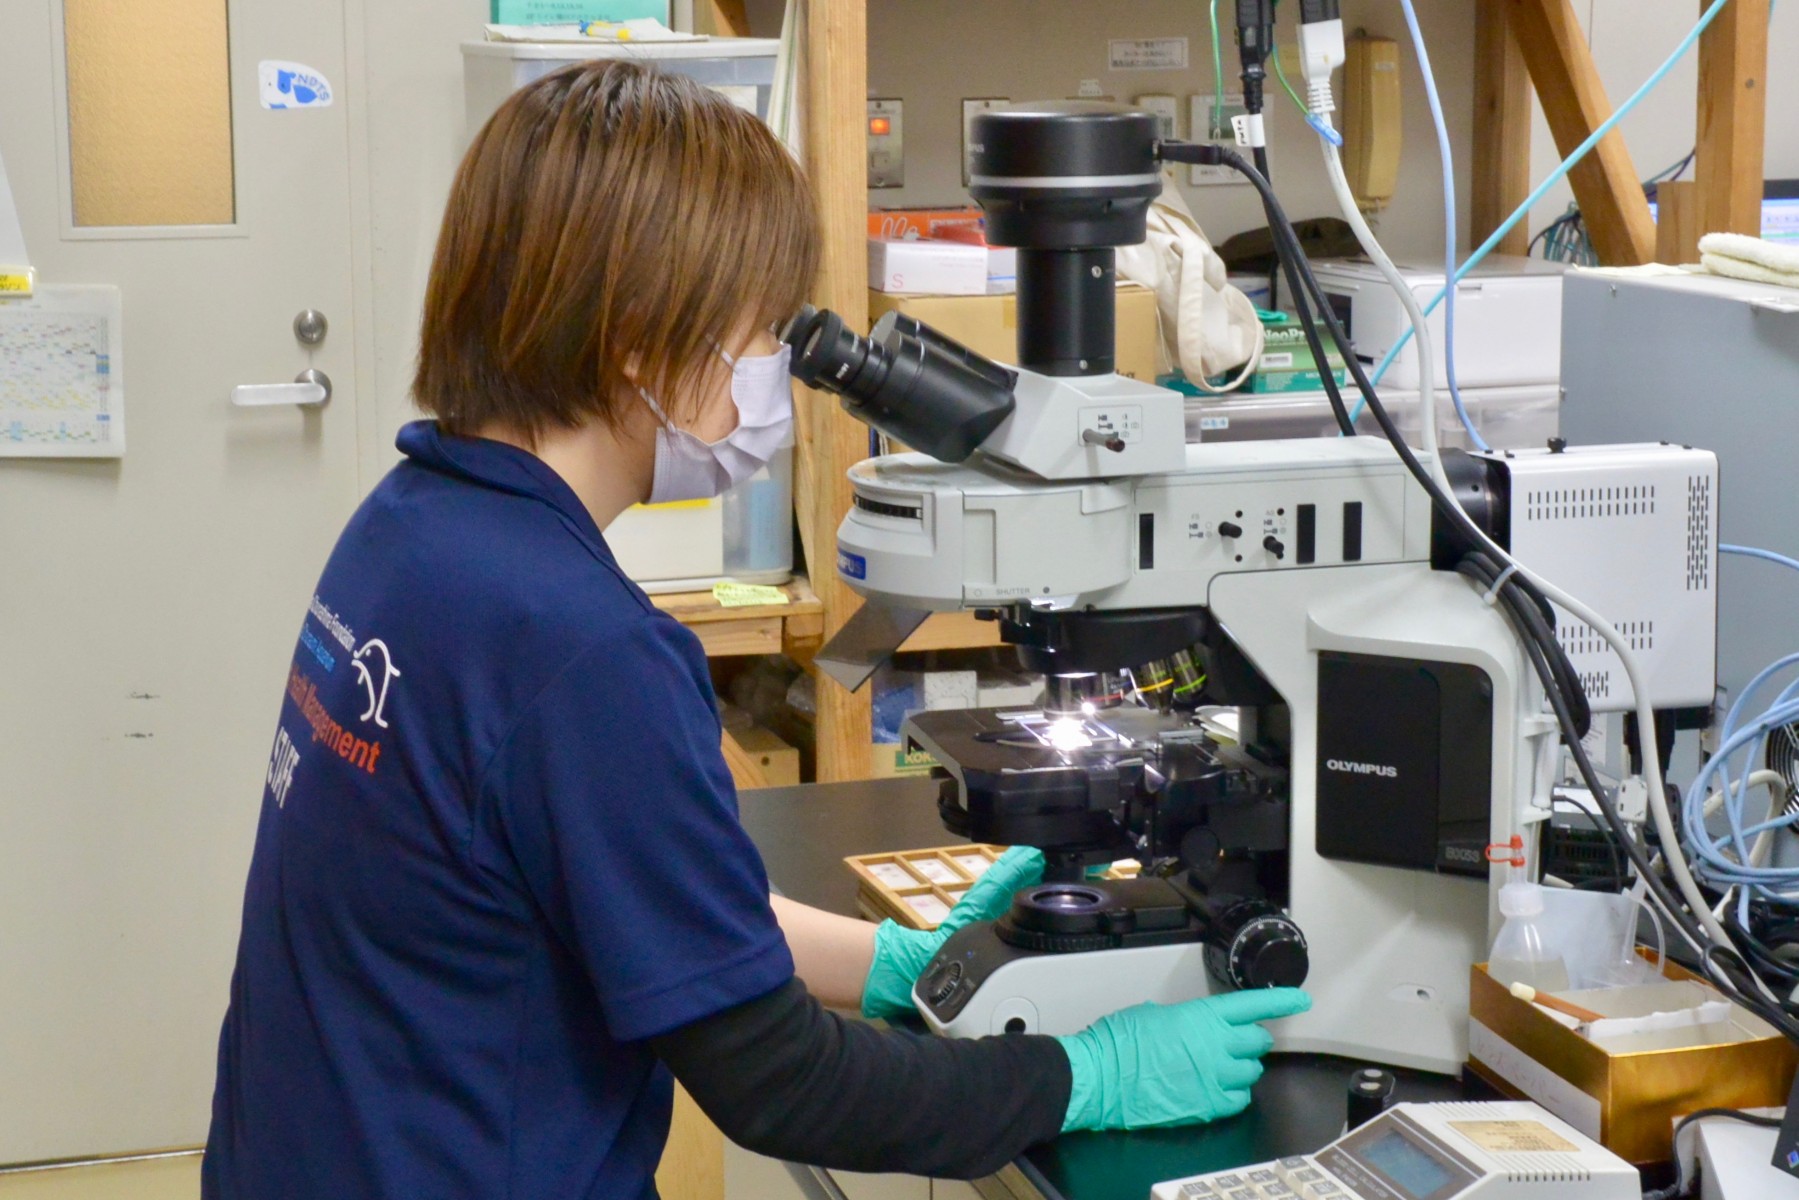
655, 1086, 725, 1200
800, 0, 873, 781
1503, 0, 1655, 265
1654, 179, 1701, 264
1695, 0, 1769, 239
1472, 0, 1532, 257
699, 0, 751, 36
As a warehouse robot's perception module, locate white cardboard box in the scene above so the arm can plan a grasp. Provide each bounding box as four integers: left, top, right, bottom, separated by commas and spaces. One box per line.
868, 238, 989, 295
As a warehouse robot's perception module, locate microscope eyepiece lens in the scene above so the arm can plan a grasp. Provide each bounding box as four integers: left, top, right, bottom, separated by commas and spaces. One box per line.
782, 304, 1017, 463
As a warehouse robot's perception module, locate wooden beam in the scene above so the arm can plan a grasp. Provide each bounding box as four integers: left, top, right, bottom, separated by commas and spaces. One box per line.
1695, 0, 1769, 238
1653, 179, 1700, 264
801, 0, 873, 781
1503, 0, 1655, 265
1472, 0, 1532, 257
698, 0, 751, 37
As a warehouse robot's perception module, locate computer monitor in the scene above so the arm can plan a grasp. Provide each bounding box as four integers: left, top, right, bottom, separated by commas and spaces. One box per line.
1648, 179, 1799, 243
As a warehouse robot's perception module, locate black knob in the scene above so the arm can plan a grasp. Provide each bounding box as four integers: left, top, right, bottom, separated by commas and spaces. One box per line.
1205, 901, 1309, 990
1263, 535, 1285, 559
1218, 521, 1243, 539
1347, 1068, 1396, 1130
923, 961, 964, 1006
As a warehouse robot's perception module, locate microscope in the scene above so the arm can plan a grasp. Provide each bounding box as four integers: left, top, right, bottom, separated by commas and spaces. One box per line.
788, 103, 1718, 1073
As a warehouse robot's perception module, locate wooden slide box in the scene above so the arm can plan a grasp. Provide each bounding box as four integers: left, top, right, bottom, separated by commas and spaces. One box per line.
844, 845, 1139, 931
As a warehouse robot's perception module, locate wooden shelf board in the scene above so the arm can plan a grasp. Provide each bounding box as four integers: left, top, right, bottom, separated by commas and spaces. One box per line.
649, 577, 825, 659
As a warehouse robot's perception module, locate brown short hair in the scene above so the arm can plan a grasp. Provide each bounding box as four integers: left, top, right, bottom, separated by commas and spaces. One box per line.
413, 60, 819, 438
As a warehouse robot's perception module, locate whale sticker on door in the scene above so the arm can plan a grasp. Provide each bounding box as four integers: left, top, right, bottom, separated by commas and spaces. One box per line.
258, 61, 333, 109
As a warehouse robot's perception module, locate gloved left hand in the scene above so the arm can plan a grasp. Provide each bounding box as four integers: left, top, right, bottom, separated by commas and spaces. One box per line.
861, 846, 1044, 1020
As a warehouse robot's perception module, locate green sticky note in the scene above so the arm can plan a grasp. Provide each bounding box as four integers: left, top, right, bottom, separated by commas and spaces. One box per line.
712, 582, 790, 608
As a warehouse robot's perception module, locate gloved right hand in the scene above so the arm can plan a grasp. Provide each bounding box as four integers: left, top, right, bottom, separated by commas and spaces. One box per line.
1055, 988, 1311, 1132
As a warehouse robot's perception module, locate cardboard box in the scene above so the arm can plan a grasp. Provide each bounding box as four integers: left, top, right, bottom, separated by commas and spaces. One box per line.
869, 740, 938, 779
868, 207, 984, 241
866, 285, 1161, 382
1467, 960, 1797, 1165
868, 238, 990, 296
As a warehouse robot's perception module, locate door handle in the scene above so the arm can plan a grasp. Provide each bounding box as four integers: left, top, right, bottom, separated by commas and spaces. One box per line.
232, 369, 332, 407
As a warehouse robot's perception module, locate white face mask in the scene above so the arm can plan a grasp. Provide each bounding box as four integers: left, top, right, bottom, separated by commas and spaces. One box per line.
640, 342, 793, 505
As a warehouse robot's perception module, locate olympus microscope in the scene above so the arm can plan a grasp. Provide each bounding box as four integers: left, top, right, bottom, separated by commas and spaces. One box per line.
787, 103, 1718, 1073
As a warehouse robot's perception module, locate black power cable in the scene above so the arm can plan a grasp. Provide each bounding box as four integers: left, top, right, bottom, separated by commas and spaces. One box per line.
1160, 142, 1349, 432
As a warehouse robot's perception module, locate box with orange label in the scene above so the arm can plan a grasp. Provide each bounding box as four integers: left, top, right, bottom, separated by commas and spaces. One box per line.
867, 285, 1161, 382
867, 207, 984, 242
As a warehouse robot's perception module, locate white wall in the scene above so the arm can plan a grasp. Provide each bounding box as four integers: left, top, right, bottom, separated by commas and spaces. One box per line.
355, 0, 491, 477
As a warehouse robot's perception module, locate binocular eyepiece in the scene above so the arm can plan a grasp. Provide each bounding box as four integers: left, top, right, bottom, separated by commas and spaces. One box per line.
784, 306, 1018, 464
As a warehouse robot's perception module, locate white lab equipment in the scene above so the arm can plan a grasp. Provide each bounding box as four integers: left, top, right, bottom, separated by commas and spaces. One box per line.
1309, 256, 1566, 390
1150, 1101, 1640, 1200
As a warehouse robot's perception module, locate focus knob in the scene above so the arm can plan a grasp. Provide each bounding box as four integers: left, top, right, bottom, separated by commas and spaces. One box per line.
1205, 901, 1309, 990
922, 961, 964, 1006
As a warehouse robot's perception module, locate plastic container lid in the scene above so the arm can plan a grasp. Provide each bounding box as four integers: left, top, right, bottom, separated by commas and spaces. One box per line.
1498, 880, 1545, 918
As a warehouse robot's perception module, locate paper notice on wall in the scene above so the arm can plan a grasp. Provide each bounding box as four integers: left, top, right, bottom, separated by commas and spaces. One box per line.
0, 144, 33, 296
0, 285, 125, 457
1109, 37, 1188, 71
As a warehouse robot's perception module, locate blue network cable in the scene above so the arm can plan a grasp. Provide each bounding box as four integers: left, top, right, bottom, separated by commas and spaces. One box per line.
1347, 0, 1737, 425
1722, 543, 1799, 576
1395, 0, 1486, 449
1682, 545, 1799, 922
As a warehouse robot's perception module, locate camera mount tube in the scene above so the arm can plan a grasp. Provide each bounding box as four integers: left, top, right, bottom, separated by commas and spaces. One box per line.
1016, 249, 1117, 376
968, 102, 1161, 378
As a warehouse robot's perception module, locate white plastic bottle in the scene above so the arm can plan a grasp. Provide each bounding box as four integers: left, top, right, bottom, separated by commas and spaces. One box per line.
1487, 881, 1572, 991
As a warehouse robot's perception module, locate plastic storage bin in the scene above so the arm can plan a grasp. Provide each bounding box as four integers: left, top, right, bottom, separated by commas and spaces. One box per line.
462, 37, 781, 136
600, 437, 793, 593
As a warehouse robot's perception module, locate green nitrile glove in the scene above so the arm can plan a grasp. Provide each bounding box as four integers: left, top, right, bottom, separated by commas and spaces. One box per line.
860, 846, 1045, 1020
1055, 988, 1312, 1131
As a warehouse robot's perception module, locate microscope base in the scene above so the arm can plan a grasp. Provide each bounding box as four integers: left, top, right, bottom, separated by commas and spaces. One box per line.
913, 924, 1216, 1037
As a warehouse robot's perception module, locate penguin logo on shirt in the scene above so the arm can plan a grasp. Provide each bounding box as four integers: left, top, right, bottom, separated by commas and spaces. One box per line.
352, 638, 401, 729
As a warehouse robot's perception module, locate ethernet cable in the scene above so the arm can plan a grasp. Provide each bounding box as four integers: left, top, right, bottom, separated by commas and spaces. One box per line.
1344, 0, 1736, 424
1392, 0, 1487, 451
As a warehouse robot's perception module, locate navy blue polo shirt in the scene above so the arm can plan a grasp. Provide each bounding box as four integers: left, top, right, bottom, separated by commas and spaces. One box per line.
203, 421, 794, 1199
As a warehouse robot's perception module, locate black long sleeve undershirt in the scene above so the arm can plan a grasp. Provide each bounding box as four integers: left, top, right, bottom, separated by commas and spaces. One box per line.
648, 978, 1071, 1179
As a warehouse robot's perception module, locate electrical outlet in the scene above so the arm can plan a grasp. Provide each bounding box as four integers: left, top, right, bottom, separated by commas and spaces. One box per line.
1188, 92, 1248, 186
867, 98, 904, 189
961, 98, 1008, 187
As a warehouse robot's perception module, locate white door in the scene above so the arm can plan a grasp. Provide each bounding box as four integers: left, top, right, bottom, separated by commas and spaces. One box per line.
0, 0, 364, 1162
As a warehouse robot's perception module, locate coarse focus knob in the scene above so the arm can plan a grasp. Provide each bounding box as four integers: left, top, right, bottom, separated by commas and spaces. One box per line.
1263, 535, 1285, 559
1205, 900, 1309, 990
1217, 521, 1243, 539
922, 961, 964, 1006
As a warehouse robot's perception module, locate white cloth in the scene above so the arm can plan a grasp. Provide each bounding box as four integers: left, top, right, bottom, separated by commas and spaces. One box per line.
1115, 180, 1263, 391
1698, 231, 1799, 287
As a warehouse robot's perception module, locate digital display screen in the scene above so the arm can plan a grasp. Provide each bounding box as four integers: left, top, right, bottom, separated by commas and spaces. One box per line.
1357, 1131, 1454, 1198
